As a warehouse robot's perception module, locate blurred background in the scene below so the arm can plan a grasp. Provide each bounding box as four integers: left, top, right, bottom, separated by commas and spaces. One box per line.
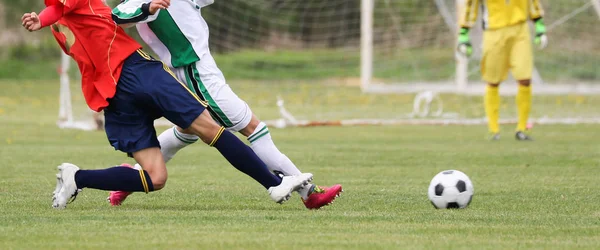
1, 0, 599, 127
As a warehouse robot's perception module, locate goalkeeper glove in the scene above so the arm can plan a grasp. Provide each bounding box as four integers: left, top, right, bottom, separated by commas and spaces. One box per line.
534, 18, 548, 50
457, 28, 473, 57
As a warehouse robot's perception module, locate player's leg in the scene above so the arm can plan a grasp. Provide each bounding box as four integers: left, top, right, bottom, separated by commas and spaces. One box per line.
53, 54, 173, 209
186, 55, 341, 208
238, 115, 342, 209
137, 51, 311, 202
155, 57, 304, 180
481, 27, 510, 139
484, 83, 501, 140
109, 53, 310, 205
139, 64, 206, 166
510, 22, 534, 141
157, 126, 198, 164
183, 56, 306, 178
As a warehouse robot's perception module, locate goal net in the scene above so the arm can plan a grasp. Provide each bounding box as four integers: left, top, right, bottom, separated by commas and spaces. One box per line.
59, 0, 600, 130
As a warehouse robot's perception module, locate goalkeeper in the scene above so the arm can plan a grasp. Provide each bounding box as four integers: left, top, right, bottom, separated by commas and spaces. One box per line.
457, 0, 547, 140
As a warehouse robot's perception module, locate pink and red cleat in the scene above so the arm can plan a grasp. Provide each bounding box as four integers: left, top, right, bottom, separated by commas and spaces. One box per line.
302, 184, 343, 209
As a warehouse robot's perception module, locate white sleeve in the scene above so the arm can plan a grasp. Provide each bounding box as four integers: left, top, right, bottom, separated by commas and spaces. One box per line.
112, 0, 159, 25
196, 0, 215, 8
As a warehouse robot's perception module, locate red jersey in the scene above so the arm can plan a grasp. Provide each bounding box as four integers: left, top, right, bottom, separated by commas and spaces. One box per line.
45, 0, 141, 111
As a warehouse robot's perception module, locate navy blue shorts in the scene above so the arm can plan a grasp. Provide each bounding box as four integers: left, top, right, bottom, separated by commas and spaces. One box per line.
104, 50, 206, 154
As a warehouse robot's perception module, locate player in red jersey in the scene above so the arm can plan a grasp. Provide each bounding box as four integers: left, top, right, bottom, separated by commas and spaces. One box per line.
22, 0, 313, 209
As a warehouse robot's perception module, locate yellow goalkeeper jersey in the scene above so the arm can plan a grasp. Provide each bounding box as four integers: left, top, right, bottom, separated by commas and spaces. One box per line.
460, 0, 544, 30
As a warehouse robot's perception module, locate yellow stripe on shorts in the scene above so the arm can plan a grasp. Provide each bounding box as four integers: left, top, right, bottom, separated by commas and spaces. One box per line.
161, 63, 208, 107
137, 49, 152, 60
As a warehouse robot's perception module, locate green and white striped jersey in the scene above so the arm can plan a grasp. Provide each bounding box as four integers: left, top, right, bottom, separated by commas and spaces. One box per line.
112, 0, 215, 68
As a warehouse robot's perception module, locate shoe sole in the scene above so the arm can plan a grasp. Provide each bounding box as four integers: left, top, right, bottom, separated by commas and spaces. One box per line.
324, 189, 343, 207
52, 173, 62, 201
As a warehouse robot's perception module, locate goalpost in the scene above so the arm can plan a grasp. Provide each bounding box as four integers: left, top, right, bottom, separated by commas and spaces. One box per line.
271, 0, 600, 127
360, 0, 600, 95
58, 0, 600, 129
57, 51, 98, 131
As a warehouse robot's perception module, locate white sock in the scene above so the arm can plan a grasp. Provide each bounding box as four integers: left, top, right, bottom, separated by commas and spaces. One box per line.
248, 122, 313, 199
134, 126, 198, 169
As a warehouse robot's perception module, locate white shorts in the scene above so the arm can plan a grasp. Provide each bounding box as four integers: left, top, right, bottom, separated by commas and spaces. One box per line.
173, 53, 252, 132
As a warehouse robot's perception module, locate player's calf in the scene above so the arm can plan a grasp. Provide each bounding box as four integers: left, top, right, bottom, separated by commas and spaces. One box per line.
183, 110, 287, 193
131, 147, 168, 190
53, 161, 159, 209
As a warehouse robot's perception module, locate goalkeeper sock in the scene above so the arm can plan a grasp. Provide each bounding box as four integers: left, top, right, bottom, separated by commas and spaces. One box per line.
248, 122, 312, 199
211, 128, 283, 189
516, 84, 532, 132
75, 166, 154, 193
485, 85, 500, 134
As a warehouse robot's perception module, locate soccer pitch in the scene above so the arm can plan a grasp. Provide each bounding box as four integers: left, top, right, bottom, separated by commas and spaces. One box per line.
1, 80, 599, 249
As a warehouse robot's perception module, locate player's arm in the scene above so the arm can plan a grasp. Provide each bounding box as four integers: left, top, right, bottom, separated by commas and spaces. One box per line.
530, 0, 548, 49
21, 0, 84, 32
112, 0, 169, 27
21, 4, 64, 32
456, 0, 479, 57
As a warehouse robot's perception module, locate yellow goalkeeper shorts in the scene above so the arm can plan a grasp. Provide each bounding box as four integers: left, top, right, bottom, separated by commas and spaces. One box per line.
481, 21, 533, 84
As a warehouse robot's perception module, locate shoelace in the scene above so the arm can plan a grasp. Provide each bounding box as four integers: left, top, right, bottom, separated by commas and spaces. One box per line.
312, 186, 325, 194
68, 189, 82, 204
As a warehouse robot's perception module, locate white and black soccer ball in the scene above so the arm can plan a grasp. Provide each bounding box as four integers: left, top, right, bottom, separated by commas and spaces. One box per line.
428, 170, 474, 209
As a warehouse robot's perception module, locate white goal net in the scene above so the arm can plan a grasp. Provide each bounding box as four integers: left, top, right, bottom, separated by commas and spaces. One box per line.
59, 0, 600, 130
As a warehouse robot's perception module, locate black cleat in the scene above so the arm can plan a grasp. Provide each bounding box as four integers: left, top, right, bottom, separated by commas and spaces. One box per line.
515, 131, 533, 141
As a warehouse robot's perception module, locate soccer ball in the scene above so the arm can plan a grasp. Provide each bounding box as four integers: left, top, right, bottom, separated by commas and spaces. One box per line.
428, 170, 474, 209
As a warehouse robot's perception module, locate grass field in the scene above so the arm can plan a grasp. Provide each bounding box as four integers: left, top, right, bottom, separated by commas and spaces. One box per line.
1, 80, 600, 249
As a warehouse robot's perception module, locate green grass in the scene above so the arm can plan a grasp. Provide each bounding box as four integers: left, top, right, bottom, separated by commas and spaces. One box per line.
1, 80, 600, 249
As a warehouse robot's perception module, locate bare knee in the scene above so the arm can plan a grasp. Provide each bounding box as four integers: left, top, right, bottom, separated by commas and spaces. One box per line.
145, 166, 167, 190
518, 79, 531, 86
239, 115, 260, 137
182, 110, 222, 145
132, 147, 168, 190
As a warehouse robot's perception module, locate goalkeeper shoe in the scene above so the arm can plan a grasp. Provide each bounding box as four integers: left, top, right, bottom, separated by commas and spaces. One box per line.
52, 163, 81, 209
302, 184, 343, 210
489, 133, 500, 141
515, 131, 533, 141
107, 163, 134, 206
268, 173, 313, 203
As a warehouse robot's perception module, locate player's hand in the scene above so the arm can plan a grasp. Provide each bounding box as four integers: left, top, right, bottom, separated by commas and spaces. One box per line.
149, 0, 170, 14
456, 27, 473, 57
534, 18, 548, 50
21, 12, 42, 32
